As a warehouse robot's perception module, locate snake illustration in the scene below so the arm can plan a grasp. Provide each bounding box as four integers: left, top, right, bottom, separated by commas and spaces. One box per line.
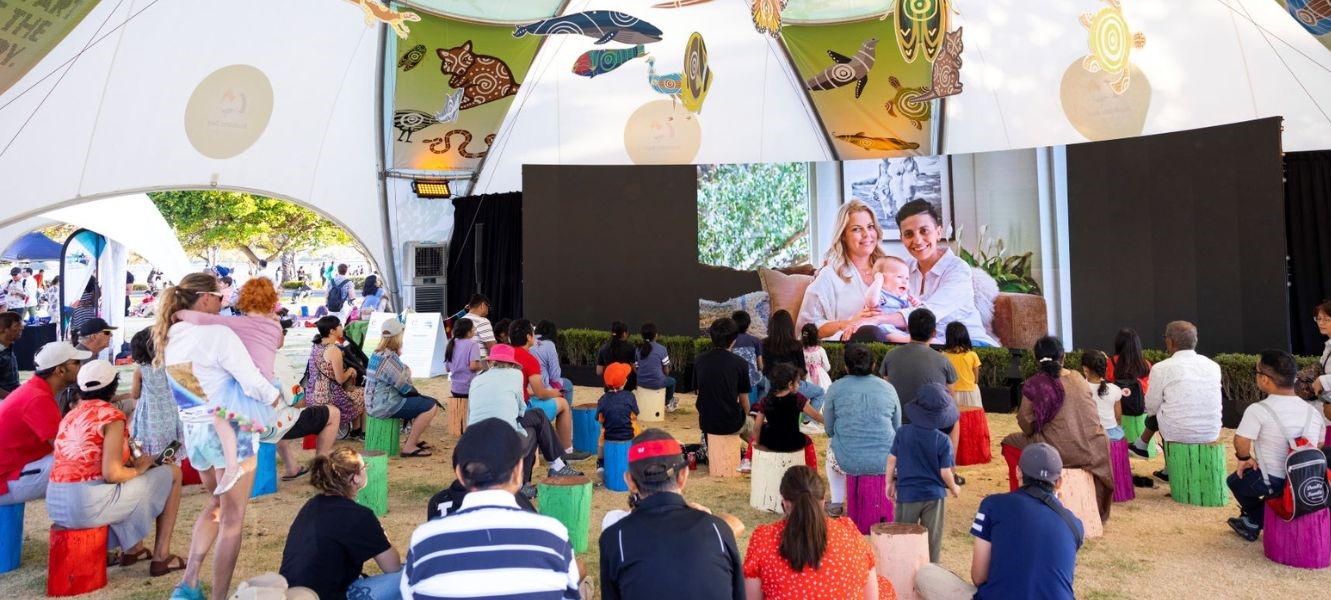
424, 130, 496, 159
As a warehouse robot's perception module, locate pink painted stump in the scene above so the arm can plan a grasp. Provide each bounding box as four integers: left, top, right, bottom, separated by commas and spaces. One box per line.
846, 474, 894, 535
1110, 438, 1135, 502
1262, 504, 1330, 569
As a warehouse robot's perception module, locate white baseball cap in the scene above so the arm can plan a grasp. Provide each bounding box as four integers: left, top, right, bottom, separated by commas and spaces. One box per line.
77, 360, 119, 392
381, 318, 404, 338
33, 342, 92, 371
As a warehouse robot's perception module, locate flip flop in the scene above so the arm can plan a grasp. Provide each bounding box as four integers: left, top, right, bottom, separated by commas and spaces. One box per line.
150, 554, 187, 577
119, 547, 152, 567
281, 466, 310, 482
416, 441, 434, 451
400, 448, 433, 458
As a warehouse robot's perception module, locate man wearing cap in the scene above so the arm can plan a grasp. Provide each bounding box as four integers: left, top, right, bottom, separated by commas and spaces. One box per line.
401, 418, 582, 600
600, 429, 745, 600
915, 443, 1082, 599
4, 268, 27, 313
0, 311, 24, 398
55, 317, 125, 414
0, 341, 90, 505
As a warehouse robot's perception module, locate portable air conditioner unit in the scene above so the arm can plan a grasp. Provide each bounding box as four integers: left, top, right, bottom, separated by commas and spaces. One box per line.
402, 242, 446, 313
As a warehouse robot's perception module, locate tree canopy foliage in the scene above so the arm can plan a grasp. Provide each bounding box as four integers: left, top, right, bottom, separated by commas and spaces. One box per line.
150, 190, 352, 266
698, 163, 810, 270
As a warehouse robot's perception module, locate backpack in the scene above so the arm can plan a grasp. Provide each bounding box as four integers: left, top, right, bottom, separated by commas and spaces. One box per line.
326, 278, 349, 312
1256, 402, 1330, 520
1115, 379, 1145, 416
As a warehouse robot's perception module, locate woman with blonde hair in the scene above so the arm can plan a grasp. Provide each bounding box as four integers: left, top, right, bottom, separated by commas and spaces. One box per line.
797, 199, 891, 341
156, 272, 281, 600
365, 318, 439, 456
279, 447, 402, 599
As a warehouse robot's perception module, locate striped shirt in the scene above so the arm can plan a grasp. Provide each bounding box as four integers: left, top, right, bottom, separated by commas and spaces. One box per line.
464, 313, 496, 345
402, 489, 581, 600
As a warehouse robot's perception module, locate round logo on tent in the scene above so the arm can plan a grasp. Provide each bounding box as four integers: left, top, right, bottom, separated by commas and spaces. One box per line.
624, 100, 701, 165
184, 65, 274, 159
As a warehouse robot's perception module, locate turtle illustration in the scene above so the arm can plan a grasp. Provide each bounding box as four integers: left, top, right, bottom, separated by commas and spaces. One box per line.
1079, 0, 1145, 95
883, 76, 932, 130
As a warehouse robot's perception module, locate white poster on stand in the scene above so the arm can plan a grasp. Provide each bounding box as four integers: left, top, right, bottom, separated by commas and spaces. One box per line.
400, 312, 445, 377
361, 311, 396, 356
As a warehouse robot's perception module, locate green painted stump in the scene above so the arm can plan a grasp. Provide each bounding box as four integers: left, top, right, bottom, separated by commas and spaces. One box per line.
366, 416, 402, 456
538, 476, 593, 553
356, 450, 389, 516
1164, 442, 1227, 507
1121, 414, 1159, 458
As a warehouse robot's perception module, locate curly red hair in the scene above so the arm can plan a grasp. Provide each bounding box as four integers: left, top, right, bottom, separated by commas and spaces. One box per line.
235, 277, 279, 315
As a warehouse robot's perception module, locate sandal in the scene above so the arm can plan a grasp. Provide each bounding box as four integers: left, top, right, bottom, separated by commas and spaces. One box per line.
400, 448, 433, 458
150, 554, 187, 577
119, 546, 152, 567
281, 466, 310, 482
416, 441, 434, 451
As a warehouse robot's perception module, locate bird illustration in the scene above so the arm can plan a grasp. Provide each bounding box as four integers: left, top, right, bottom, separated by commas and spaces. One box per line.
646, 56, 684, 116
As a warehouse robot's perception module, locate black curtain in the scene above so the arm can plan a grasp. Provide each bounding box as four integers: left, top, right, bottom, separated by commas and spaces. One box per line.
448, 192, 522, 323
1286, 151, 1331, 355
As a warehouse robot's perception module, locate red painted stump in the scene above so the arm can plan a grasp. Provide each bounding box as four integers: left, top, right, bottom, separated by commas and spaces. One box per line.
956, 407, 991, 466
1110, 438, 1135, 502
303, 434, 317, 450
180, 458, 201, 487
847, 474, 894, 535
47, 525, 108, 597
1263, 503, 1330, 569
1002, 443, 1022, 492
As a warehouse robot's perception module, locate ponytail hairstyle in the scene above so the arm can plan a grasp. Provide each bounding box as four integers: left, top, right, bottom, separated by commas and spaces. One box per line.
1112, 328, 1150, 381
309, 446, 363, 498
1033, 335, 1065, 378
611, 321, 629, 340
638, 322, 658, 362
446, 317, 475, 362
1081, 349, 1110, 398
151, 272, 220, 367
943, 321, 972, 354
800, 323, 820, 349
778, 465, 828, 572
312, 316, 343, 345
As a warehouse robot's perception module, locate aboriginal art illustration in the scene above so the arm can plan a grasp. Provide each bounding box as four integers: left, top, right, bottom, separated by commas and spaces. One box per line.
573, 45, 646, 78
647, 56, 684, 111
1287, 0, 1331, 35
917, 27, 963, 101
393, 109, 440, 142
751, 0, 788, 38
882, 0, 949, 64
652, 0, 714, 7
805, 38, 878, 99
834, 131, 920, 151
681, 32, 713, 114
399, 44, 426, 71
1078, 0, 1145, 95
883, 76, 931, 129
424, 130, 495, 159
347, 0, 420, 39
514, 11, 663, 45
437, 42, 521, 110
435, 89, 463, 124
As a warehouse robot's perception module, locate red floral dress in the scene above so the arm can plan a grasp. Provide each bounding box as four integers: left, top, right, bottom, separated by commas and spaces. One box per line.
743, 516, 896, 600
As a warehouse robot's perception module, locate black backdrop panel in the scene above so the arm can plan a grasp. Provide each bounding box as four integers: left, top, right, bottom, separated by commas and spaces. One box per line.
523, 165, 701, 335
1067, 118, 1288, 354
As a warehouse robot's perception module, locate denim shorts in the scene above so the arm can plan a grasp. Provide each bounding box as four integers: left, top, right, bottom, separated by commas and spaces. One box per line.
183, 420, 259, 471
390, 395, 437, 421
529, 397, 558, 421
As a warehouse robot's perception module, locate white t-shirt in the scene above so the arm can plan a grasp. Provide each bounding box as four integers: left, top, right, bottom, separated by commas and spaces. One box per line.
1089, 379, 1122, 433
163, 321, 280, 425
1235, 394, 1326, 479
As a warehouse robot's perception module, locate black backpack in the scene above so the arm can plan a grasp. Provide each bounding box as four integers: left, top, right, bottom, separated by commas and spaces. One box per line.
1256, 402, 1330, 520
326, 279, 349, 312
1116, 379, 1145, 416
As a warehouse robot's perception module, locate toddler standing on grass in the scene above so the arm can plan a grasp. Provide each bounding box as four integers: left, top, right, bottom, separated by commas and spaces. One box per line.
887, 383, 961, 563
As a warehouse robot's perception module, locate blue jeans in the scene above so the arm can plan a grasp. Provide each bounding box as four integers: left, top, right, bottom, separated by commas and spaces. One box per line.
559, 377, 574, 408
800, 380, 825, 413
347, 571, 402, 600
1227, 468, 1284, 529
663, 376, 676, 402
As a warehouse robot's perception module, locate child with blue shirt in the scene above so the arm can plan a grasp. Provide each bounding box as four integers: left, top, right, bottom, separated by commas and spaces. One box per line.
887, 382, 962, 563
596, 362, 639, 476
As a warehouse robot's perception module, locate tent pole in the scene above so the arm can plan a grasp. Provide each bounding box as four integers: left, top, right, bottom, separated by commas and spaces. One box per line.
374, 22, 400, 307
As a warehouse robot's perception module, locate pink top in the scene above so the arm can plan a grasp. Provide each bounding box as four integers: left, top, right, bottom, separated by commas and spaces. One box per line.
176, 310, 282, 380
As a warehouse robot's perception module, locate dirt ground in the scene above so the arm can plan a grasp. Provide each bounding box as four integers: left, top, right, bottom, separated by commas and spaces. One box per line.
2, 349, 1328, 598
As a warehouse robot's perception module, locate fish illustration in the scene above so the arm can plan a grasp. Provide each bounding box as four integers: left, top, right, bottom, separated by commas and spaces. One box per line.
805, 38, 879, 99
834, 131, 919, 151
573, 45, 646, 78
680, 32, 712, 114
434, 89, 463, 124
514, 11, 664, 45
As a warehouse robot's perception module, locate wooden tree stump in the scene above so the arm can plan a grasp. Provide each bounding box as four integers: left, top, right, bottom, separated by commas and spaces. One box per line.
604, 440, 632, 492
180, 457, 202, 486
251, 442, 278, 498
356, 450, 389, 516
445, 397, 468, 437
956, 407, 992, 466
1120, 414, 1159, 458
1002, 443, 1022, 492
1262, 504, 1330, 569
634, 387, 666, 423
1110, 438, 1135, 502
365, 416, 402, 456
0, 502, 22, 574
1056, 468, 1103, 538
847, 474, 894, 534
749, 447, 802, 513
573, 403, 601, 454
47, 525, 108, 597
1164, 442, 1227, 507
707, 434, 741, 478
538, 476, 593, 553
870, 523, 928, 600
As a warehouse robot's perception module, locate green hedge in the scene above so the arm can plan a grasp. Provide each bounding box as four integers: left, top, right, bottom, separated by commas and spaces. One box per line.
557, 329, 1316, 416
279, 276, 368, 290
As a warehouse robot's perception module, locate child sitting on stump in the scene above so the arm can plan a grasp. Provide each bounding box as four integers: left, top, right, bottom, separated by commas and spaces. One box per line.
752, 363, 823, 468
887, 383, 962, 563
597, 363, 639, 476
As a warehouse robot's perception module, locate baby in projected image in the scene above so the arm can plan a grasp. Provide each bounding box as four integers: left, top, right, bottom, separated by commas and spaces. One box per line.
842, 255, 917, 342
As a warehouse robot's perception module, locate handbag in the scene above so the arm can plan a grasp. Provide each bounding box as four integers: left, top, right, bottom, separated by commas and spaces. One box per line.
1294, 359, 1326, 402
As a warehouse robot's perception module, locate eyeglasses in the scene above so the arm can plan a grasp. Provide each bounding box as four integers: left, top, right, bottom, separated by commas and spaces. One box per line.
1315, 315, 1331, 324
204, 291, 225, 299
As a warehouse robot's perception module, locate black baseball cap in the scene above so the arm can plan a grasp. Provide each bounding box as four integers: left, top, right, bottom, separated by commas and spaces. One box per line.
453, 418, 525, 488
78, 318, 118, 337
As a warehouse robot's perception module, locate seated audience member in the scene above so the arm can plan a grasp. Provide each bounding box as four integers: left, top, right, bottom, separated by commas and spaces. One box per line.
1127, 322, 1222, 484
914, 443, 1083, 599
280, 447, 402, 599
1080, 350, 1123, 440
533, 320, 574, 406
887, 383, 962, 563
445, 318, 484, 399
365, 318, 439, 457
307, 316, 366, 437
596, 321, 639, 391
47, 360, 184, 576
752, 363, 822, 468
762, 310, 825, 416
597, 362, 640, 472
744, 466, 884, 600
694, 318, 754, 471
402, 418, 582, 600
731, 311, 764, 398
880, 309, 962, 483
1002, 336, 1114, 522
822, 343, 901, 516
0, 311, 23, 397
1226, 350, 1328, 541
493, 318, 512, 346
510, 319, 587, 460
635, 322, 677, 412
0, 342, 88, 505
600, 429, 744, 600
461, 293, 496, 347
57, 317, 126, 414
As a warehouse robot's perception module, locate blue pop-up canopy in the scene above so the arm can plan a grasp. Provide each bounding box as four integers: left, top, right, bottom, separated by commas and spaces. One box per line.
1, 232, 62, 262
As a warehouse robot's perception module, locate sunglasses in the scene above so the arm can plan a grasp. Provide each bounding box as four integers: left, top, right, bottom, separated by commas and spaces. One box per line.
204, 291, 225, 299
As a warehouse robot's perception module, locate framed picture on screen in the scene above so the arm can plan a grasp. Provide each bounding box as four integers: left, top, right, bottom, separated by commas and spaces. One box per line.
841, 156, 953, 241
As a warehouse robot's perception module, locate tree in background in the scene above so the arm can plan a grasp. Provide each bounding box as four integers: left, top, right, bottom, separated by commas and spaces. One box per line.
698, 163, 810, 271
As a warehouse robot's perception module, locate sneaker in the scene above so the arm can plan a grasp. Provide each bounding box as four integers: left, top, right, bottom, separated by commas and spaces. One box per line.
1127, 442, 1150, 459
1227, 517, 1259, 542
170, 583, 205, 600
519, 484, 538, 499
799, 422, 825, 435
562, 450, 595, 462
666, 399, 679, 413
1153, 469, 1170, 483
1132, 475, 1156, 488
954, 473, 966, 486
348, 429, 366, 441
738, 458, 752, 473
549, 464, 584, 478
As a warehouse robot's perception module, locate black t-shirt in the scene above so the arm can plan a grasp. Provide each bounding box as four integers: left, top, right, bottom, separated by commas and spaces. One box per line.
756, 392, 808, 453
761, 341, 806, 378
426, 480, 536, 521
694, 348, 751, 435
280, 495, 392, 600
600, 493, 745, 600
597, 340, 638, 391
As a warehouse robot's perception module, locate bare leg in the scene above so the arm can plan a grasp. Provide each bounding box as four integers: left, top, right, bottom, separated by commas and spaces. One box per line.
210, 456, 257, 600
402, 406, 438, 451
318, 405, 340, 454
180, 470, 222, 590
276, 440, 300, 478
948, 425, 961, 463
152, 464, 183, 561
554, 397, 573, 450
212, 416, 243, 495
